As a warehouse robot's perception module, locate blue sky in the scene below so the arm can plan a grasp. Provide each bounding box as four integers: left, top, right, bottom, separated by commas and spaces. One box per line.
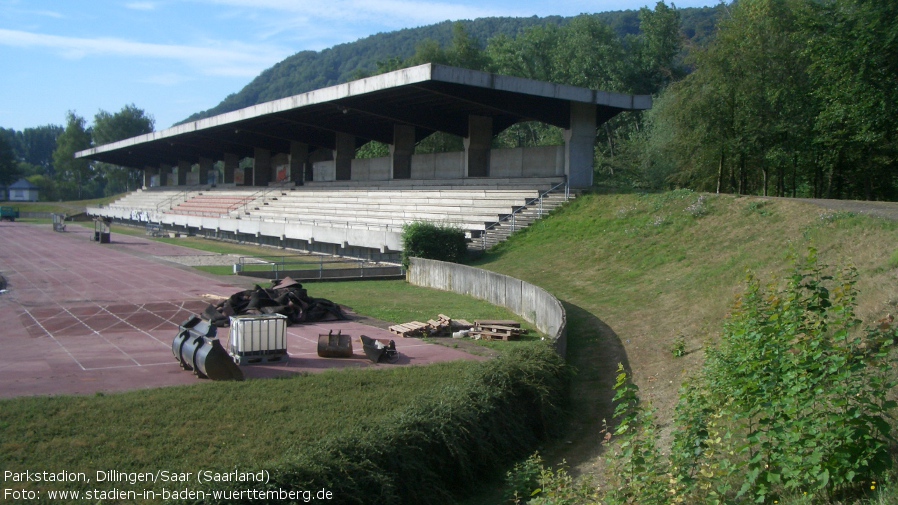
0, 0, 722, 132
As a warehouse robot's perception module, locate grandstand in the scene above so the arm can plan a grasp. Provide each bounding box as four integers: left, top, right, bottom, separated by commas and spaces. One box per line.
89, 175, 572, 260
80, 64, 649, 261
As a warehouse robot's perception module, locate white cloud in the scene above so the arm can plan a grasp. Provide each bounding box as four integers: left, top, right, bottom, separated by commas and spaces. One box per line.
0, 28, 291, 77
198, 0, 505, 26
32, 9, 65, 19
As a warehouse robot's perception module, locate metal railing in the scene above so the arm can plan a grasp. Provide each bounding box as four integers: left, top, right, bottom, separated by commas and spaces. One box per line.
238, 180, 295, 217
480, 177, 570, 250
155, 186, 205, 212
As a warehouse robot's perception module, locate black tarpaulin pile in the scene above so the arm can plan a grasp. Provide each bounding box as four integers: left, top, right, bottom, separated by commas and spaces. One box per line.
204, 276, 346, 327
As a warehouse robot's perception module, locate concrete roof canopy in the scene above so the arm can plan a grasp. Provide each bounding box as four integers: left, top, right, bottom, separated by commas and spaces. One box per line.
76, 63, 651, 169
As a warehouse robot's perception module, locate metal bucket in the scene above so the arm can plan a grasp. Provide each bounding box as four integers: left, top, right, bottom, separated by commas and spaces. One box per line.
360, 335, 399, 364
172, 328, 194, 369
194, 338, 243, 381
172, 315, 243, 381
317, 330, 353, 358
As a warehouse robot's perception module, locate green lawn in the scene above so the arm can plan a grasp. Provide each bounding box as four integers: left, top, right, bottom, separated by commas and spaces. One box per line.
0, 361, 480, 495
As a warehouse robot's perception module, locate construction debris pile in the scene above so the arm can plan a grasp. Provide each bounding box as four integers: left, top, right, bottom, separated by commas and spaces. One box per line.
204, 276, 345, 327
388, 315, 528, 341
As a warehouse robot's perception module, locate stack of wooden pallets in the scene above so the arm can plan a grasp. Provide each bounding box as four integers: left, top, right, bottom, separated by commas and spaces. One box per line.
389, 314, 475, 337
470, 320, 527, 341
388, 320, 430, 338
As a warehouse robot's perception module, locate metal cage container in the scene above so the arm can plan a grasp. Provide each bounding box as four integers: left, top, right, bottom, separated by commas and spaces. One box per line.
228, 314, 288, 364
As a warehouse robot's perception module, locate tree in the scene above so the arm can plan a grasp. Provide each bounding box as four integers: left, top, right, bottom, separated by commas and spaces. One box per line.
639, 0, 818, 196
0, 134, 18, 186
803, 0, 898, 200
92, 104, 154, 146
487, 25, 562, 82
406, 23, 489, 71
21, 125, 63, 173
93, 104, 155, 195
52, 112, 92, 200
628, 1, 685, 94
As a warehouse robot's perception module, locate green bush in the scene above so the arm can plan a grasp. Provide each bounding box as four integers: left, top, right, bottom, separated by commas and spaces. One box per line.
507, 250, 898, 505
668, 249, 898, 503
401, 221, 468, 267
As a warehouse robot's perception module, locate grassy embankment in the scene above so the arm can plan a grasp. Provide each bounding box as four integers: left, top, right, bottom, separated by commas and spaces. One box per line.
470, 190, 898, 503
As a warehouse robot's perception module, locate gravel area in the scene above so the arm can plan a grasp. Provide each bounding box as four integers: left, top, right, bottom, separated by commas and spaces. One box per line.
159, 254, 250, 266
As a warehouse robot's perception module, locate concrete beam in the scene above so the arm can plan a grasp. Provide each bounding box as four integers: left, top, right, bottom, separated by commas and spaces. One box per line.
391, 124, 415, 179
253, 148, 271, 186
564, 102, 596, 188
290, 141, 308, 184
198, 157, 213, 185
271, 152, 289, 183
159, 164, 172, 186
334, 133, 355, 181
223, 153, 238, 184
143, 166, 157, 188
465, 115, 492, 178
176, 161, 190, 186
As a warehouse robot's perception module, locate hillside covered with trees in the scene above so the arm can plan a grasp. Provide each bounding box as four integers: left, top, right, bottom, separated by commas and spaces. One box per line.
3, 0, 894, 203
178, 7, 723, 124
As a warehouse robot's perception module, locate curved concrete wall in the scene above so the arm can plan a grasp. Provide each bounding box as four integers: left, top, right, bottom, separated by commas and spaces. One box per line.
407, 257, 566, 357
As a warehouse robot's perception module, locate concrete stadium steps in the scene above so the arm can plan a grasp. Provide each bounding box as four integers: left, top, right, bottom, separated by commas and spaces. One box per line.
244, 209, 497, 231
106, 189, 174, 211
94, 177, 571, 252
475, 192, 574, 250
240, 187, 548, 234
169, 194, 254, 217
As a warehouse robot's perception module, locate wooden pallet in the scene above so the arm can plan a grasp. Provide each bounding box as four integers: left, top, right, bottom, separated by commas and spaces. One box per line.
474, 319, 520, 328
391, 315, 480, 338
389, 321, 429, 337
469, 330, 520, 341
471, 320, 526, 341
452, 318, 473, 329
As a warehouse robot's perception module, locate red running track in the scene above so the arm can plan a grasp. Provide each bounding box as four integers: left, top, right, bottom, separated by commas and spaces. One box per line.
0, 222, 482, 398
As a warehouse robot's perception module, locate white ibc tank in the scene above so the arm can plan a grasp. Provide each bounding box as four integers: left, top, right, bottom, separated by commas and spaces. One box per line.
228, 314, 288, 355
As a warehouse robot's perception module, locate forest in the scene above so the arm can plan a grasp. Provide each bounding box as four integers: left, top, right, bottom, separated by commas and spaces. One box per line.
0, 0, 894, 202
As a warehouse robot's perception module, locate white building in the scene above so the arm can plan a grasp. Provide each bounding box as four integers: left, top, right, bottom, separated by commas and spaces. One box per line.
8, 179, 38, 202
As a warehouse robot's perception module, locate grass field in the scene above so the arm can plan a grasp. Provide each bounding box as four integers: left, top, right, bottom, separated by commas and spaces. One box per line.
4, 195, 118, 215
0, 361, 477, 492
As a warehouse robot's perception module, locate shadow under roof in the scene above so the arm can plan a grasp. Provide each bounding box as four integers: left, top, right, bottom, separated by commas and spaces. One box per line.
76, 63, 651, 169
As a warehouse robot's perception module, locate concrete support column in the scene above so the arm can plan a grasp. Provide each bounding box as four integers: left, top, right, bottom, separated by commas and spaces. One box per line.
391, 124, 415, 179
198, 157, 213, 186
176, 161, 190, 186
290, 142, 308, 184
464, 115, 492, 178
334, 133, 355, 181
159, 164, 172, 186
223, 153, 238, 184
143, 166, 158, 188
253, 148, 271, 186
564, 102, 597, 188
